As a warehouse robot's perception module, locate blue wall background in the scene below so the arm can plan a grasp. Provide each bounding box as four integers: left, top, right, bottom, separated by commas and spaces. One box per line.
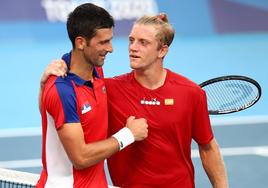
0, 0, 267, 129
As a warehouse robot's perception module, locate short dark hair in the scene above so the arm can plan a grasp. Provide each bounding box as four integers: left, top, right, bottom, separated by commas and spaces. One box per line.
67, 3, 114, 48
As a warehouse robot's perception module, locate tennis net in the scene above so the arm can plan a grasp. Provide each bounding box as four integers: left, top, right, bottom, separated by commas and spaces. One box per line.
0, 168, 39, 188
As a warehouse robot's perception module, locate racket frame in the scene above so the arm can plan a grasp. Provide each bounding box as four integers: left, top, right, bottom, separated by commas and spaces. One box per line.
199, 75, 262, 115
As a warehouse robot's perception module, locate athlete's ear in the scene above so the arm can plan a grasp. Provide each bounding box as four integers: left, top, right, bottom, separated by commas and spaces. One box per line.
75, 36, 86, 51
158, 44, 168, 59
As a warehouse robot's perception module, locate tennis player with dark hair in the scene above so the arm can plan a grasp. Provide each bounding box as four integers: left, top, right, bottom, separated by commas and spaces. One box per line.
41, 13, 228, 188
36, 3, 148, 188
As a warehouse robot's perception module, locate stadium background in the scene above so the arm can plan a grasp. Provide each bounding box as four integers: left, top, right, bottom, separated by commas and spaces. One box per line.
0, 0, 268, 187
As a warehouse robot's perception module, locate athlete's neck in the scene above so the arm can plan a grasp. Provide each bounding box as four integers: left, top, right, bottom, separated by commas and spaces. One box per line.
69, 50, 94, 81
134, 67, 167, 90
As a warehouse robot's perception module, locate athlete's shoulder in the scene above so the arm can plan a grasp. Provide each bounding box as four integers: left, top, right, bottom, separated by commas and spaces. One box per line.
167, 69, 199, 87
43, 76, 57, 92
44, 75, 74, 97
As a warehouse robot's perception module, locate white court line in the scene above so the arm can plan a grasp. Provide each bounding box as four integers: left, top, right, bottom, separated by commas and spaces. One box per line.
1, 146, 268, 169
191, 145, 268, 158
0, 159, 42, 169
0, 127, 41, 138
211, 115, 268, 126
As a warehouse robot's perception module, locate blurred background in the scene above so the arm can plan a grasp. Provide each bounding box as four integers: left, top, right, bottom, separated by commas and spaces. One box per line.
0, 0, 267, 187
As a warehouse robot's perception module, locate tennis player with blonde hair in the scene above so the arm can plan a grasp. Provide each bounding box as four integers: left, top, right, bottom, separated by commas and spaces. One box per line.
103, 13, 228, 188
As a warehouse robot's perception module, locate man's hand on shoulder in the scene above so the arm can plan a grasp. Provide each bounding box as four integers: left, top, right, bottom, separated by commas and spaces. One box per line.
40, 59, 67, 87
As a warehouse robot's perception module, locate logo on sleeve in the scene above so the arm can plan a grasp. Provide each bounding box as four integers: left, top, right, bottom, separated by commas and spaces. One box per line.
81, 103, 91, 114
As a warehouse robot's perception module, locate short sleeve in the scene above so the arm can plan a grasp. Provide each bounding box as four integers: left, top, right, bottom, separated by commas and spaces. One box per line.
45, 78, 80, 129
192, 89, 214, 145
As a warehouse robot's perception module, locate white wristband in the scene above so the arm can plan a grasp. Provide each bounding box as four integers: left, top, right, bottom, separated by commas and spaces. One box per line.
112, 127, 135, 150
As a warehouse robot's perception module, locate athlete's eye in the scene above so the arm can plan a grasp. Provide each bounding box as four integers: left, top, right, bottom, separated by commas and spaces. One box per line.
129, 37, 134, 44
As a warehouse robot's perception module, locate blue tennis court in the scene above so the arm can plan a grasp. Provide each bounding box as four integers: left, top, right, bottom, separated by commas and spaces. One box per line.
1, 1, 268, 187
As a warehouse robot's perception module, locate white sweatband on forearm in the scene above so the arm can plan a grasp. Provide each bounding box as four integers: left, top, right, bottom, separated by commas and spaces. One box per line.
112, 127, 135, 150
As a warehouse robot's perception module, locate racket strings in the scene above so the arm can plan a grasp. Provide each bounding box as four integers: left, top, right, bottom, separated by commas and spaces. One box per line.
203, 80, 259, 113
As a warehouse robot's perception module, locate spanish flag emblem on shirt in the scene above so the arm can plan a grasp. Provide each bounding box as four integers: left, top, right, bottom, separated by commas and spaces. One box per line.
164, 99, 174, 105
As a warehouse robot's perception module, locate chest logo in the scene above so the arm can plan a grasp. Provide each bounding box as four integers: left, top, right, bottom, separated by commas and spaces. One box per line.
164, 99, 174, 105
81, 103, 91, 114
140, 98, 160, 106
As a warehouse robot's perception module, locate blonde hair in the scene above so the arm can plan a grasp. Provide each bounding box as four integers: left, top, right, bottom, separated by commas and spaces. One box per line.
135, 13, 175, 47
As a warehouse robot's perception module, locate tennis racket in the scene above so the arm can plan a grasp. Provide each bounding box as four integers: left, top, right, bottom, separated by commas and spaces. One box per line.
199, 75, 262, 115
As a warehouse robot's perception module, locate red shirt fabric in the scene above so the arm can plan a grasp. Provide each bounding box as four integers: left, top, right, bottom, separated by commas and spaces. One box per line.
105, 69, 213, 188
36, 72, 108, 188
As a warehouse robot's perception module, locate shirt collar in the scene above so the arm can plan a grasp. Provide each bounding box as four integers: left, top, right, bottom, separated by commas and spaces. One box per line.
66, 72, 88, 86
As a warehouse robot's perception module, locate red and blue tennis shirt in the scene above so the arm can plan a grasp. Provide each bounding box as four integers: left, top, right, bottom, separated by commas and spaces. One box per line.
36, 56, 108, 188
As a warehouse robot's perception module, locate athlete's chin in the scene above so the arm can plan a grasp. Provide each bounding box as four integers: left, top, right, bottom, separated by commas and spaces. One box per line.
95, 58, 105, 66
130, 61, 140, 69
